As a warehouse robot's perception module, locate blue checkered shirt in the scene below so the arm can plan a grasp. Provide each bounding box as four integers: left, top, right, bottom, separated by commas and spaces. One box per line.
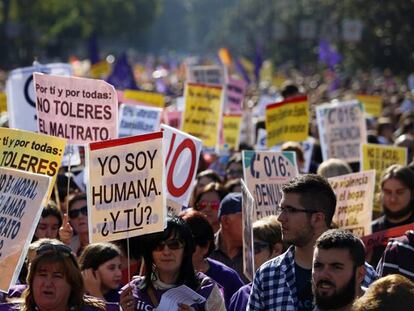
247, 246, 378, 310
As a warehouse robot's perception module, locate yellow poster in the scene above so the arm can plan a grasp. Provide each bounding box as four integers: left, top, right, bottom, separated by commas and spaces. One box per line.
356, 95, 383, 118
361, 143, 407, 213
222, 114, 242, 150
265, 96, 309, 147
0, 128, 66, 202
0, 92, 6, 113
124, 89, 165, 108
90, 61, 111, 79
181, 83, 223, 149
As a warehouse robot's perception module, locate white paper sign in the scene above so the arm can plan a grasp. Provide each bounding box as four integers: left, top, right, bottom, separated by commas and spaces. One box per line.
6, 63, 72, 132
0, 167, 51, 292
119, 103, 162, 138
154, 285, 206, 311
241, 179, 255, 282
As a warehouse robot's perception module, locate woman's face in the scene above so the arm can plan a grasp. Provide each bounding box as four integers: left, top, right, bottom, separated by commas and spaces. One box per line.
197, 191, 220, 229
96, 256, 122, 292
152, 236, 185, 282
32, 262, 71, 311
68, 199, 88, 235
35, 215, 60, 239
195, 176, 214, 196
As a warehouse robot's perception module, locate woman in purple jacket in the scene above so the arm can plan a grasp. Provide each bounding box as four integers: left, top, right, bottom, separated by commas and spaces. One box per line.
120, 215, 225, 311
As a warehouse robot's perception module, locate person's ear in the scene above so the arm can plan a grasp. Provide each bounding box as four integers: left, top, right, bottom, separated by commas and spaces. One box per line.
356, 264, 366, 285
311, 212, 326, 228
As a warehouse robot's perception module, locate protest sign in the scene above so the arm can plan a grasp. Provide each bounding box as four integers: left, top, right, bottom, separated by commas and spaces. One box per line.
6, 63, 72, 132
90, 61, 111, 79
265, 96, 309, 147
0, 167, 51, 292
301, 136, 315, 173
0, 128, 66, 202
181, 83, 223, 150
241, 179, 255, 282
222, 114, 242, 151
255, 128, 267, 150
242, 150, 298, 220
361, 143, 407, 213
166, 110, 182, 129
187, 65, 226, 86
356, 95, 383, 118
361, 223, 414, 261
61, 145, 81, 167
33, 73, 118, 145
87, 132, 165, 243
225, 78, 246, 113
316, 100, 366, 163
161, 124, 202, 214
123, 89, 165, 108
328, 170, 375, 237
0, 92, 6, 113
118, 103, 162, 138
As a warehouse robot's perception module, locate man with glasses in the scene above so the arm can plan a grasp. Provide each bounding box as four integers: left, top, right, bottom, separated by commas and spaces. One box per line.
248, 174, 377, 311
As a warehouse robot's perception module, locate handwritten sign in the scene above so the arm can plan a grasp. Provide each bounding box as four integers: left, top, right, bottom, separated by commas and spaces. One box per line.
33, 73, 118, 144
118, 103, 162, 138
181, 83, 223, 149
0, 167, 50, 292
361, 143, 407, 213
329, 170, 375, 237
222, 114, 242, 151
242, 150, 298, 220
123, 90, 165, 108
0, 128, 66, 202
356, 95, 383, 118
265, 96, 309, 147
225, 78, 246, 113
87, 132, 165, 243
187, 65, 226, 85
316, 100, 366, 163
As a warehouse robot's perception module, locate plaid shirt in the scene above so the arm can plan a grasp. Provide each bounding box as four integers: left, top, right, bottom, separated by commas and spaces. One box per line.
248, 246, 378, 311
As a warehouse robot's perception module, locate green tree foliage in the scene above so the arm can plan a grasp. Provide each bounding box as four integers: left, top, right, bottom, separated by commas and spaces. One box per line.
0, 0, 161, 68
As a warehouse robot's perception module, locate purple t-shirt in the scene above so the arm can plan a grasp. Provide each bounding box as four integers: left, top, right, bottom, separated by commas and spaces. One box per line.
205, 258, 244, 308
228, 283, 252, 311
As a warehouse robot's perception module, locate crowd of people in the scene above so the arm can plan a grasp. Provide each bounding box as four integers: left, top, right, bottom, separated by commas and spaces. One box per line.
1, 57, 414, 310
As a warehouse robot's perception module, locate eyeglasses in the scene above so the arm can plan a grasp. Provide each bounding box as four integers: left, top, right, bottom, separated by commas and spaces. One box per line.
253, 241, 270, 255
197, 200, 220, 211
276, 205, 319, 215
154, 239, 184, 252
68, 206, 88, 219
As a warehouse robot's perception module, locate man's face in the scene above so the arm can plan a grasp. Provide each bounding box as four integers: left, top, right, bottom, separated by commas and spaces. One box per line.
312, 248, 359, 310
277, 193, 314, 247
381, 178, 413, 219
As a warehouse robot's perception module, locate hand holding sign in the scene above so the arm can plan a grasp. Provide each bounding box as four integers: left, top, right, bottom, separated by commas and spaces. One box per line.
59, 213, 73, 245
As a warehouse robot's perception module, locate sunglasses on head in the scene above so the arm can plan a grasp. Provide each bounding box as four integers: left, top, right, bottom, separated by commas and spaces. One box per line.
154, 239, 184, 251
253, 241, 270, 255
197, 200, 220, 211
37, 243, 73, 256
69, 206, 88, 219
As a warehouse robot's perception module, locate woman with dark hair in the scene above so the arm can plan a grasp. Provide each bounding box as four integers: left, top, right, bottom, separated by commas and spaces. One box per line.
190, 170, 222, 207
79, 243, 123, 303
193, 182, 228, 233
119, 215, 225, 311
33, 201, 63, 242
66, 192, 89, 256
18, 242, 107, 311
180, 209, 244, 309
